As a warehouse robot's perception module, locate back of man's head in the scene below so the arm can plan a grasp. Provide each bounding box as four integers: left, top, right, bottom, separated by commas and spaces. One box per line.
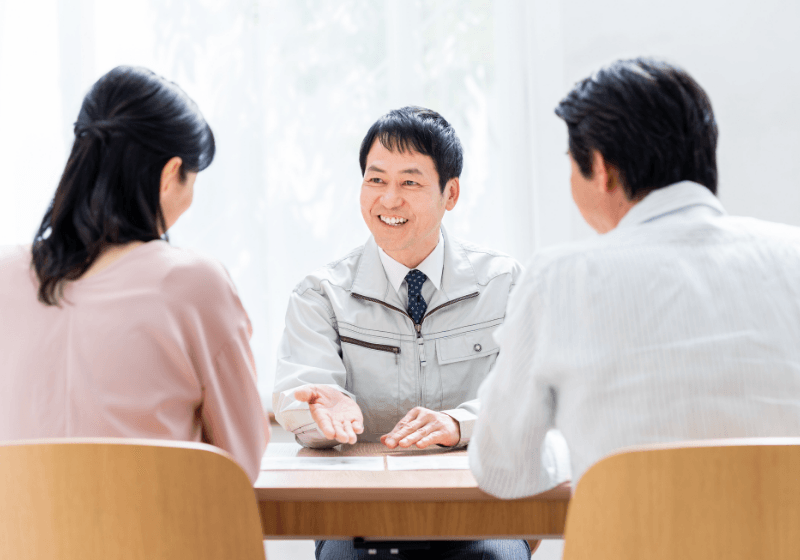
555, 58, 719, 201
359, 106, 463, 193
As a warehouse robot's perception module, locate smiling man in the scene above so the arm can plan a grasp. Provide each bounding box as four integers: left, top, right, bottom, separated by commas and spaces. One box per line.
273, 107, 566, 560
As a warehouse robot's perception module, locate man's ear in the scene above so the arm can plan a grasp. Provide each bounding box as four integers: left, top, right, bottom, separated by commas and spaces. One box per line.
444, 177, 460, 211
591, 150, 623, 194
590, 150, 611, 194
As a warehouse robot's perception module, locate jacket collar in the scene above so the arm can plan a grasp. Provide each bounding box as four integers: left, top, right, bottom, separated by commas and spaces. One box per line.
350, 234, 392, 302
350, 226, 479, 308
616, 181, 726, 230
437, 226, 481, 304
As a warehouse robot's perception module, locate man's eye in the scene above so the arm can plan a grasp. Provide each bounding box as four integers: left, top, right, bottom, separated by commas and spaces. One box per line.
403, 180, 418, 186
369, 177, 383, 183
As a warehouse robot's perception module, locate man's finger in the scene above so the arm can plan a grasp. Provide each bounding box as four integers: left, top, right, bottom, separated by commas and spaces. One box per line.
390, 409, 427, 438
395, 419, 424, 438
415, 430, 443, 449
333, 420, 350, 444
342, 421, 358, 444
399, 425, 430, 448
315, 411, 336, 439
386, 419, 424, 447
382, 427, 401, 447
382, 408, 425, 448
352, 421, 364, 434
390, 408, 421, 432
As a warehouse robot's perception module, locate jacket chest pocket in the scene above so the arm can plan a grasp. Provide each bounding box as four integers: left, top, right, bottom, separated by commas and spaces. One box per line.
434, 327, 500, 409
340, 335, 400, 435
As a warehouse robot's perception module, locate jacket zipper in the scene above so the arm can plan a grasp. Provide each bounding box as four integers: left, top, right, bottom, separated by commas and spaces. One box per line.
351, 291, 480, 326
340, 335, 400, 364
351, 290, 479, 352
351, 291, 479, 406
351, 293, 410, 318
421, 292, 479, 322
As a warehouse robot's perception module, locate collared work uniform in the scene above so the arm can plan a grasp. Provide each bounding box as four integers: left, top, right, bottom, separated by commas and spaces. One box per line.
274, 228, 521, 448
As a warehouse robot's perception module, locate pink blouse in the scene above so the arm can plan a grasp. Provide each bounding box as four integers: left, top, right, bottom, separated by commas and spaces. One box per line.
0, 241, 269, 482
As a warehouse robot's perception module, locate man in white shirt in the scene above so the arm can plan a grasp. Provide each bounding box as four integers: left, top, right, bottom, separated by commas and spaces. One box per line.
273, 107, 567, 559
469, 58, 800, 499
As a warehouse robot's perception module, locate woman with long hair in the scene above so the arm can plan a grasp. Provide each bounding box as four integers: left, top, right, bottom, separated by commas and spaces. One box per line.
0, 66, 268, 482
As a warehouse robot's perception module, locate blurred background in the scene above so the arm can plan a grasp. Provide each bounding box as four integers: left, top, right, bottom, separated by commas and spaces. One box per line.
2, 0, 798, 558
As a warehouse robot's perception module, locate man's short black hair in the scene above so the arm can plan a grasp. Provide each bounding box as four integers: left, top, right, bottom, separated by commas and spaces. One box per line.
555, 58, 718, 200
359, 106, 463, 192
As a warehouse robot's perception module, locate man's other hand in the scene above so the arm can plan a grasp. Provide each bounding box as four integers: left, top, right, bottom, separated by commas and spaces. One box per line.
381, 407, 460, 449
294, 385, 364, 445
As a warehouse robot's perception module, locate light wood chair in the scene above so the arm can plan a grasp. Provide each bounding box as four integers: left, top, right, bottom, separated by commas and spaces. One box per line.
562, 438, 800, 559
0, 438, 266, 560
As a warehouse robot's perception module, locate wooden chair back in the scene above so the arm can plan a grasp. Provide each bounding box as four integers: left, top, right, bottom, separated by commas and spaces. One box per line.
0, 438, 265, 560
563, 438, 800, 560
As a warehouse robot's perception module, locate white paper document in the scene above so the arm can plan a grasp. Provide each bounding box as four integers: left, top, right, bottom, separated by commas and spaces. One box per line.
260, 456, 385, 471
386, 455, 470, 471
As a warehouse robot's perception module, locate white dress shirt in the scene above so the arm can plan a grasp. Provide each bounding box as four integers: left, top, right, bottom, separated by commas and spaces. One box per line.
378, 229, 444, 306
469, 181, 800, 499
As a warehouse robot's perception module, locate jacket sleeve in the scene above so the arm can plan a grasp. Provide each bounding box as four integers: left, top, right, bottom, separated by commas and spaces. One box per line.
272, 286, 356, 448
441, 401, 478, 447
442, 257, 525, 448
467, 266, 571, 499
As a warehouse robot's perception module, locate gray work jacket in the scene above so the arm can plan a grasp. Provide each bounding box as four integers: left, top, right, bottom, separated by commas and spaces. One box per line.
272, 228, 521, 448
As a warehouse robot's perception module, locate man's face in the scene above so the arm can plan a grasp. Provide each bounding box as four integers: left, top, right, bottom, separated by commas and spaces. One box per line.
360, 140, 458, 267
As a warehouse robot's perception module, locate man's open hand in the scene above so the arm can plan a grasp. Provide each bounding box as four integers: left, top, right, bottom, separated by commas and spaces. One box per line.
294, 385, 364, 444
381, 407, 460, 449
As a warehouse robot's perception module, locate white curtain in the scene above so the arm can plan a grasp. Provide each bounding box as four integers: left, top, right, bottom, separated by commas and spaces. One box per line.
2, 0, 799, 408
0, 0, 560, 403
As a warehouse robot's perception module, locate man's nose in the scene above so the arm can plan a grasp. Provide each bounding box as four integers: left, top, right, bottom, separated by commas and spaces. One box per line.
380, 182, 403, 208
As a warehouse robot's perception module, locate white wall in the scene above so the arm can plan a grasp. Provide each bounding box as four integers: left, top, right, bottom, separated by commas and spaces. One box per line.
556, 0, 800, 234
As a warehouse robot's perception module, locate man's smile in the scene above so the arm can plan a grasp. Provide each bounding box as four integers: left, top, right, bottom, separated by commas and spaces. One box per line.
379, 215, 408, 226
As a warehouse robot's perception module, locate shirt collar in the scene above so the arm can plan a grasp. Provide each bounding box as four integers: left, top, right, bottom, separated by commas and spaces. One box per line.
378, 230, 445, 294
616, 181, 726, 230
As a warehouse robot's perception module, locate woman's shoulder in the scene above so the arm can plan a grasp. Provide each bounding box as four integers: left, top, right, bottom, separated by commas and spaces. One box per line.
0, 244, 34, 281
142, 241, 238, 299
0, 243, 31, 261
145, 241, 227, 277
141, 242, 247, 326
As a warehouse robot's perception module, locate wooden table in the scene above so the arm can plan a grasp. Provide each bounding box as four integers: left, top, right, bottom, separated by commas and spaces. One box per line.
255, 442, 570, 541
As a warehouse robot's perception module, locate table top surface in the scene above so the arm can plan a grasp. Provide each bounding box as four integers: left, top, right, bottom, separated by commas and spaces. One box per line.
255, 442, 571, 503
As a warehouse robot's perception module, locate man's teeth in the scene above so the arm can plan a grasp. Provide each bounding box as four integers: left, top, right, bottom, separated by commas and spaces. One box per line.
380, 216, 408, 225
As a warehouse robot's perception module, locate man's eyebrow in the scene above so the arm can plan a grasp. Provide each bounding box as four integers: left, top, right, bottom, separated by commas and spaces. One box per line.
365, 165, 424, 176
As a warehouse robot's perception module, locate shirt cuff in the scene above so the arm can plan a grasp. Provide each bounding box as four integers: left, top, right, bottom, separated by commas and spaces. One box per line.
538, 429, 572, 489
280, 409, 341, 449
441, 408, 476, 447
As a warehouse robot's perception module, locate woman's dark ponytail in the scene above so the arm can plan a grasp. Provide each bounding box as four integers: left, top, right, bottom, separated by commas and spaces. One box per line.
31, 66, 215, 305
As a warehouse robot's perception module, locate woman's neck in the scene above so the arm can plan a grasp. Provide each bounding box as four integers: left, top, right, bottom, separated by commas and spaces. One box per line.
79, 241, 146, 280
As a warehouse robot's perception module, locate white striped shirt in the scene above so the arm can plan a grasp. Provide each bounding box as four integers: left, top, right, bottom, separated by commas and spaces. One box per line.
469, 182, 800, 499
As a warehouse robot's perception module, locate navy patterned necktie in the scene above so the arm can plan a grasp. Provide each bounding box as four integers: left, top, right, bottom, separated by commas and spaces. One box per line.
405, 269, 428, 324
